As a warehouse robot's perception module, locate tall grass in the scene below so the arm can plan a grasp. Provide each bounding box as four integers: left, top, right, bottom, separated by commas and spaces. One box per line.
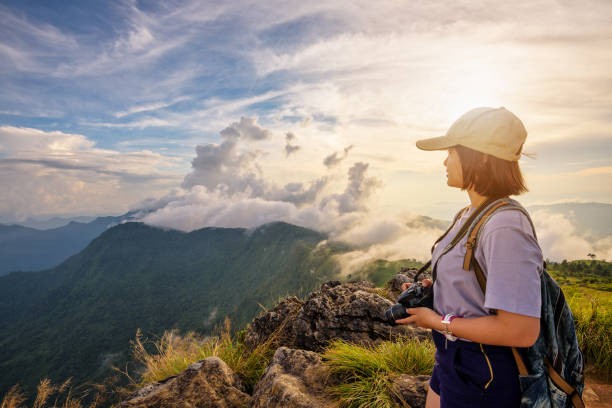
566, 290, 612, 379
323, 337, 435, 408
0, 378, 101, 408
1, 386, 26, 408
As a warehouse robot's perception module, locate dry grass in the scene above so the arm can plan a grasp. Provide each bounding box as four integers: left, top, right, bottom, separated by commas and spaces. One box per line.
1, 377, 105, 408
130, 317, 289, 391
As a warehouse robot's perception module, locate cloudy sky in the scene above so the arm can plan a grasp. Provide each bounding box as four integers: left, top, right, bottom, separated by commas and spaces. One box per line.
1, 1, 611, 260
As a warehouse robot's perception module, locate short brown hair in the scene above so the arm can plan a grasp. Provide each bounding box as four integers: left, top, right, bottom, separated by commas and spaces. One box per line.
455, 145, 528, 198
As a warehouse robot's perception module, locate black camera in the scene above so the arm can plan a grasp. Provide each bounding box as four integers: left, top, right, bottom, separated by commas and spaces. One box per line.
385, 282, 433, 325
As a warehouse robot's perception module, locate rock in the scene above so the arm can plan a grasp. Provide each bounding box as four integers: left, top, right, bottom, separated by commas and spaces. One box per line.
246, 280, 429, 352
244, 296, 303, 350
390, 374, 431, 408
251, 347, 336, 408
119, 357, 252, 408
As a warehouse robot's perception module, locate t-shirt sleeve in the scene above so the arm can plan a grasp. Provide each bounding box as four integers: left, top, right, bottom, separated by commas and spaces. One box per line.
477, 211, 543, 318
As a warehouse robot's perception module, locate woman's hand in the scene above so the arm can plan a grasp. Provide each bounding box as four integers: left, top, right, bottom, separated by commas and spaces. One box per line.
395, 307, 441, 330
400, 278, 433, 292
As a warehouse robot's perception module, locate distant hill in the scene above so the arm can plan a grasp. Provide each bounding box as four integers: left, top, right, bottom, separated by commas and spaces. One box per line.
14, 215, 98, 230
527, 202, 612, 239
0, 221, 341, 396
0, 216, 122, 275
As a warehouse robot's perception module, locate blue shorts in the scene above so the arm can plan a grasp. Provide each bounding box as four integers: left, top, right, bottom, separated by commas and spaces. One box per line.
430, 331, 521, 408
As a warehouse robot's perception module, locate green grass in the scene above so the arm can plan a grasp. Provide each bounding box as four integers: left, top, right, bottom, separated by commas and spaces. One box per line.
322, 337, 435, 408
548, 261, 612, 379
563, 286, 611, 379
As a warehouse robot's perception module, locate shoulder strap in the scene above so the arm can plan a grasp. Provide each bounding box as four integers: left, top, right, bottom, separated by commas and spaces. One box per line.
463, 201, 538, 292
462, 200, 511, 290
428, 197, 503, 283
414, 198, 498, 283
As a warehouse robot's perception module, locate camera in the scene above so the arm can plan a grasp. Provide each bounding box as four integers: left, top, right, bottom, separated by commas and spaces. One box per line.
385, 282, 433, 325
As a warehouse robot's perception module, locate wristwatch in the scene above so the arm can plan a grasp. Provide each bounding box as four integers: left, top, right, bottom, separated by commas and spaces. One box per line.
441, 313, 459, 341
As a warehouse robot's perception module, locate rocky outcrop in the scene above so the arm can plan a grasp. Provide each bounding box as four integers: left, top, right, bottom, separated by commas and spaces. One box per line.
121, 277, 431, 408
120, 357, 252, 408
251, 347, 337, 408
244, 296, 303, 350
245, 280, 429, 352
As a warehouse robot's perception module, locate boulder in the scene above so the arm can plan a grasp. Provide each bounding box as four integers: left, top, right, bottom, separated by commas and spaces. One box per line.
119, 357, 251, 408
390, 374, 431, 408
246, 280, 429, 352
251, 347, 336, 408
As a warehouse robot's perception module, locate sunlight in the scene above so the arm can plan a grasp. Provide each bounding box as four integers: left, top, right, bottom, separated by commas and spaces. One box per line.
444, 62, 508, 121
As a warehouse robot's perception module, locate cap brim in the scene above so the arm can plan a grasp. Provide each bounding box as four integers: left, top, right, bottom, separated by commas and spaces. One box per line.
415, 135, 455, 151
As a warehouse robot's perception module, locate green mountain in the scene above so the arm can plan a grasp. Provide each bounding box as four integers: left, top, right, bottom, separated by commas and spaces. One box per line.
0, 221, 341, 396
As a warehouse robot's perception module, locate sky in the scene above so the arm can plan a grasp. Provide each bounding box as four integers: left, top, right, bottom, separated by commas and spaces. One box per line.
1, 0, 611, 261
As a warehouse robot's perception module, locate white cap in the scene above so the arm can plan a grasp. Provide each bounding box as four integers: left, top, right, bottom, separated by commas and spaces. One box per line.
416, 107, 527, 161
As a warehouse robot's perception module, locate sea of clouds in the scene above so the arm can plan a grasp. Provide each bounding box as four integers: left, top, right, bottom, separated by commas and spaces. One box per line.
134, 117, 610, 269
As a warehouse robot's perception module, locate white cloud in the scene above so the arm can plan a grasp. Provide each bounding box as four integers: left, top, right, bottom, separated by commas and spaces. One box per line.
531, 210, 612, 261
0, 126, 182, 221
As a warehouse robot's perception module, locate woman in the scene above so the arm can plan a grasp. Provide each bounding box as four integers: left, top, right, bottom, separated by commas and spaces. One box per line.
395, 107, 542, 408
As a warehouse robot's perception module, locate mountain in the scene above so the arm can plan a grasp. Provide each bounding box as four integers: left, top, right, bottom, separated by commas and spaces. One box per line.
0, 216, 123, 275
15, 216, 98, 230
0, 221, 341, 396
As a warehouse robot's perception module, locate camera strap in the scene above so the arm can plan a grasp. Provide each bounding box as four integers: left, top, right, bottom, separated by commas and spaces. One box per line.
415, 197, 504, 283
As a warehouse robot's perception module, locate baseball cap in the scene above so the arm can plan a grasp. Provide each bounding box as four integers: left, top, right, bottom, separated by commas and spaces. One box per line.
416, 107, 527, 161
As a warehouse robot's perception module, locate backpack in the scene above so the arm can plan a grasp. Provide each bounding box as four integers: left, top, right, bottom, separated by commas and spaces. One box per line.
463, 198, 585, 408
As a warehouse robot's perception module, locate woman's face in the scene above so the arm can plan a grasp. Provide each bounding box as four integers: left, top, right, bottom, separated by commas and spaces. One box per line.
444, 147, 464, 188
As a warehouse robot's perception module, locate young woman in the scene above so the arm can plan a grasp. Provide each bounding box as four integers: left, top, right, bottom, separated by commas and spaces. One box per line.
395, 107, 542, 408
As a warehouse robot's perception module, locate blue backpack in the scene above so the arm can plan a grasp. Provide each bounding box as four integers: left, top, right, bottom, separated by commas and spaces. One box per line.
463, 199, 585, 408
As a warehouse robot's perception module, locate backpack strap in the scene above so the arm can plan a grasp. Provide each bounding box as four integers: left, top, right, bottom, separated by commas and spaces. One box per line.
545, 360, 586, 408
462, 199, 512, 288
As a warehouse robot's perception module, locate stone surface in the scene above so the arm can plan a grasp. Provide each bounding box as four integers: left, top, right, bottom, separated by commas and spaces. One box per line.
251, 347, 337, 408
119, 357, 252, 408
244, 296, 303, 350
390, 374, 431, 408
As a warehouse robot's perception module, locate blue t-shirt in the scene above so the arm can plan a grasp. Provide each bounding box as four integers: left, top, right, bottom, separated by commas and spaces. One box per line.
431, 200, 542, 319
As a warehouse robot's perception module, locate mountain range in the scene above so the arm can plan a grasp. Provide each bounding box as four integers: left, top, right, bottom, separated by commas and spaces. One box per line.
0, 216, 122, 276
2, 202, 609, 278
0, 221, 341, 397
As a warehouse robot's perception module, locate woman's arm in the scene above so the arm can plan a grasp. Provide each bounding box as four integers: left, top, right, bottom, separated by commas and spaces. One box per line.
396, 307, 540, 347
